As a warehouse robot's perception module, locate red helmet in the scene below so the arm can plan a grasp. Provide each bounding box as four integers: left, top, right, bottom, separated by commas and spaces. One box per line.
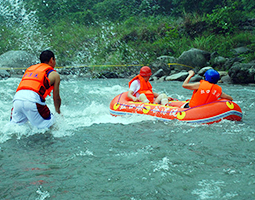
140, 66, 152, 76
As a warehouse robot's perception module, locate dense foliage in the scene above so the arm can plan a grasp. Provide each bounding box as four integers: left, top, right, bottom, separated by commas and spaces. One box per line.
0, 0, 254, 67
23, 0, 254, 25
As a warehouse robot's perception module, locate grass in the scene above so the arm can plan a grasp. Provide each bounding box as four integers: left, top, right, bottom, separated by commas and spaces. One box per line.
0, 15, 254, 69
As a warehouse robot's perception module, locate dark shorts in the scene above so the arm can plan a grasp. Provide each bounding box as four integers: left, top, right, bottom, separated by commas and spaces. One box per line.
36, 103, 51, 119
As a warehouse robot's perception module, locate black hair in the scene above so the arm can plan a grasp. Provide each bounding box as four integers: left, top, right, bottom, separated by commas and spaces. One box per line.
40, 50, 55, 63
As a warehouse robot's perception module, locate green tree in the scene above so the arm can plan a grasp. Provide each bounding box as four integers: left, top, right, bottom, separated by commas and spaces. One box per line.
205, 1, 244, 34
92, 0, 122, 22
241, 0, 255, 12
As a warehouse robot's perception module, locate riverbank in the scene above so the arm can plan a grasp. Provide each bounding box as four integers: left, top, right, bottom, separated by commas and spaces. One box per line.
1, 48, 254, 84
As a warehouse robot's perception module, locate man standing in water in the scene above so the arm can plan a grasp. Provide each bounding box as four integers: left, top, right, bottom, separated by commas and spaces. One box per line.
10, 50, 61, 129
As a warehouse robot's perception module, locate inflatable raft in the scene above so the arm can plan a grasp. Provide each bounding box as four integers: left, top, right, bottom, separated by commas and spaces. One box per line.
109, 92, 243, 124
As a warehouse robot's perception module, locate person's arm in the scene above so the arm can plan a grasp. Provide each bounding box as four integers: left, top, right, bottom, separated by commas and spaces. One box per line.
182, 70, 200, 90
154, 92, 174, 101
220, 92, 233, 101
153, 92, 159, 98
48, 71, 61, 114
127, 90, 138, 101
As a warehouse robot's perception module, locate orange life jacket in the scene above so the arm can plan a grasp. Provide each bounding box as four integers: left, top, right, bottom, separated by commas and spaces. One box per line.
16, 63, 56, 100
129, 75, 154, 102
189, 80, 222, 107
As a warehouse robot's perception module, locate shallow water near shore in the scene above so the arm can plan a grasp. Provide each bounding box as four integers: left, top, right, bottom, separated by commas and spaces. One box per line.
0, 77, 255, 199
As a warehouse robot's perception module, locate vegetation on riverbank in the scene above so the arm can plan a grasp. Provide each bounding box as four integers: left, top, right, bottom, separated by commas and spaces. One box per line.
0, 0, 254, 67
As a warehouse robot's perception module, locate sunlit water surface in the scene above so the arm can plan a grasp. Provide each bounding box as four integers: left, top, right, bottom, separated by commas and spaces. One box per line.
0, 77, 255, 200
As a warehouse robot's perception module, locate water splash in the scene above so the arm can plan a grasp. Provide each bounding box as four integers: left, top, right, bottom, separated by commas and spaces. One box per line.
0, 0, 50, 54
71, 21, 150, 65
35, 186, 50, 200
192, 180, 238, 199
0, 1, 147, 65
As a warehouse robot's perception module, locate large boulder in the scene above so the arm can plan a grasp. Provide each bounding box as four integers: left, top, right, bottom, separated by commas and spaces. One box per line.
150, 60, 171, 76
228, 62, 255, 84
223, 57, 244, 70
177, 48, 211, 70
147, 56, 177, 76
231, 47, 251, 56
0, 70, 10, 79
210, 56, 227, 70
0, 51, 38, 75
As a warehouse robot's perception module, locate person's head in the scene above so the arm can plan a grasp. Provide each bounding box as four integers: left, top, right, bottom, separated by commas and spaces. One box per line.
140, 66, 152, 81
40, 50, 56, 67
204, 69, 220, 84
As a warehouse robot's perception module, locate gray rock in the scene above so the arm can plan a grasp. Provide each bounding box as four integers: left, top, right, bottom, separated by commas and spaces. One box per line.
0, 50, 38, 70
158, 76, 166, 82
197, 66, 213, 76
153, 69, 165, 77
0, 70, 11, 79
98, 71, 119, 78
165, 72, 189, 81
150, 61, 171, 76
218, 71, 228, 77
177, 48, 211, 69
231, 47, 251, 55
229, 62, 255, 84
190, 74, 203, 82
223, 57, 244, 70
211, 56, 227, 69
221, 74, 232, 84
157, 56, 177, 64
0, 51, 38, 76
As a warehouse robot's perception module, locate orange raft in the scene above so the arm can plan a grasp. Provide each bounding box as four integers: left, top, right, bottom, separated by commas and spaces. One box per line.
109, 92, 243, 124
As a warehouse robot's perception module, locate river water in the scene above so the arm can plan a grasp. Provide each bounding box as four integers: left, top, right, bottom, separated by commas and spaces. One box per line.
0, 77, 255, 200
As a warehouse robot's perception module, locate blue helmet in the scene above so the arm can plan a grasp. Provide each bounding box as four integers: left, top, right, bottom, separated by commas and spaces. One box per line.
204, 69, 220, 84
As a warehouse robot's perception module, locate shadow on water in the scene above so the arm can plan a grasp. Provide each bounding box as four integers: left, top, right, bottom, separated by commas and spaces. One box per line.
16, 132, 55, 148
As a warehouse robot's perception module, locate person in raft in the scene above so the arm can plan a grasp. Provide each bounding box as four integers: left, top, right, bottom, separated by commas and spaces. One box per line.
10, 50, 61, 129
127, 66, 173, 105
182, 69, 233, 108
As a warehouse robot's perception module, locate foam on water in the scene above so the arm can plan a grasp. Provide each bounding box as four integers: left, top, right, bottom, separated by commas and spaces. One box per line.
1, 78, 249, 143
35, 186, 50, 200
56, 101, 156, 128
191, 180, 238, 199
0, 78, 158, 143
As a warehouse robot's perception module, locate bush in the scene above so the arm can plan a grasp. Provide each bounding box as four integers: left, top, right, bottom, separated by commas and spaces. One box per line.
205, 3, 244, 34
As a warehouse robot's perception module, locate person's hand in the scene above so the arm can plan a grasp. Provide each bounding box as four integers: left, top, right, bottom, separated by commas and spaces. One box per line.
188, 70, 195, 77
132, 97, 138, 102
55, 108, 61, 114
168, 97, 174, 101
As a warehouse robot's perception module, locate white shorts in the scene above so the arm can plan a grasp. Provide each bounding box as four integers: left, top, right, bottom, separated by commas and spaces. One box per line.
10, 100, 54, 129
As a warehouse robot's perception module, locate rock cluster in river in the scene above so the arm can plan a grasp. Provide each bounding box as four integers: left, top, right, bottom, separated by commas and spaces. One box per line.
0, 48, 254, 84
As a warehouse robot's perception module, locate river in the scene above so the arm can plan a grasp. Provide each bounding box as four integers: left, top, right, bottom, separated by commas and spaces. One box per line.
0, 77, 255, 199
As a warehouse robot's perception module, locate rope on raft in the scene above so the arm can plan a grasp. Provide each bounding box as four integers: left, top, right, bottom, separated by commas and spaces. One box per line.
115, 92, 232, 114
